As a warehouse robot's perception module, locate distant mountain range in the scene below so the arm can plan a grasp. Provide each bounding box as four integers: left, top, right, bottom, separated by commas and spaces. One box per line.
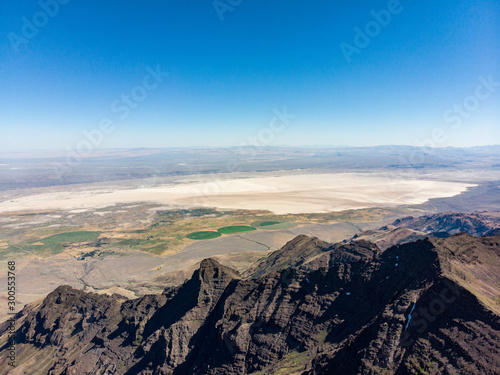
1, 145, 499, 190
350, 210, 500, 250
1, 212, 499, 374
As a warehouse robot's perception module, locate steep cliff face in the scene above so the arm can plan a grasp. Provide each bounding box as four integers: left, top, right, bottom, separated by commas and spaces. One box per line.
1, 234, 499, 375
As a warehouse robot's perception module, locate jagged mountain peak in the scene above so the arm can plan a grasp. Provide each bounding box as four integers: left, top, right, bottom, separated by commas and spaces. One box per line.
281, 234, 328, 249
244, 234, 331, 278
196, 258, 241, 284
199, 258, 239, 276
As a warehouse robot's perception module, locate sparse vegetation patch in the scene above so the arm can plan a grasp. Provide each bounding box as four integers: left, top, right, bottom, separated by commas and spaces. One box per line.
41, 231, 100, 245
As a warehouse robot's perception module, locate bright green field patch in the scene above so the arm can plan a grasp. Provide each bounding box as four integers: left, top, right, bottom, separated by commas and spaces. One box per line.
217, 225, 257, 234
259, 221, 282, 226
186, 231, 222, 240
41, 231, 100, 245
252, 221, 296, 230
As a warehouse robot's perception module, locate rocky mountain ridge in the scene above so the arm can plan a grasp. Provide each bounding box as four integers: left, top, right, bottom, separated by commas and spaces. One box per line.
0, 230, 499, 374
348, 210, 500, 251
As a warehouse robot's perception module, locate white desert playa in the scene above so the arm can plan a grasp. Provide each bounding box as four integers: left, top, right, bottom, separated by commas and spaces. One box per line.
0, 173, 475, 215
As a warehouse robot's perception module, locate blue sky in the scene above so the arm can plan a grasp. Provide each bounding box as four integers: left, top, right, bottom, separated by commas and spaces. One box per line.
0, 0, 499, 150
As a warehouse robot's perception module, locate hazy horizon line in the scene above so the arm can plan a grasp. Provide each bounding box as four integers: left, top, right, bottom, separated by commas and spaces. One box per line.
2, 143, 500, 154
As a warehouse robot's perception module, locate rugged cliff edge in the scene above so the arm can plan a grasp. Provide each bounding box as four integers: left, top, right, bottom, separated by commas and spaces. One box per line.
0, 233, 499, 374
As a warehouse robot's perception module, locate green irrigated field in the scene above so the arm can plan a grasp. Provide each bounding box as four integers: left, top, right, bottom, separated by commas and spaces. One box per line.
217, 225, 257, 234
186, 231, 222, 240
41, 231, 100, 245
259, 221, 282, 227
252, 220, 296, 230
0, 231, 102, 258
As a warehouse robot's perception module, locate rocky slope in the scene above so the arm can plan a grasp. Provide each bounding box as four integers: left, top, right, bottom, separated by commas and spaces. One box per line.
349, 226, 427, 251
0, 233, 499, 374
